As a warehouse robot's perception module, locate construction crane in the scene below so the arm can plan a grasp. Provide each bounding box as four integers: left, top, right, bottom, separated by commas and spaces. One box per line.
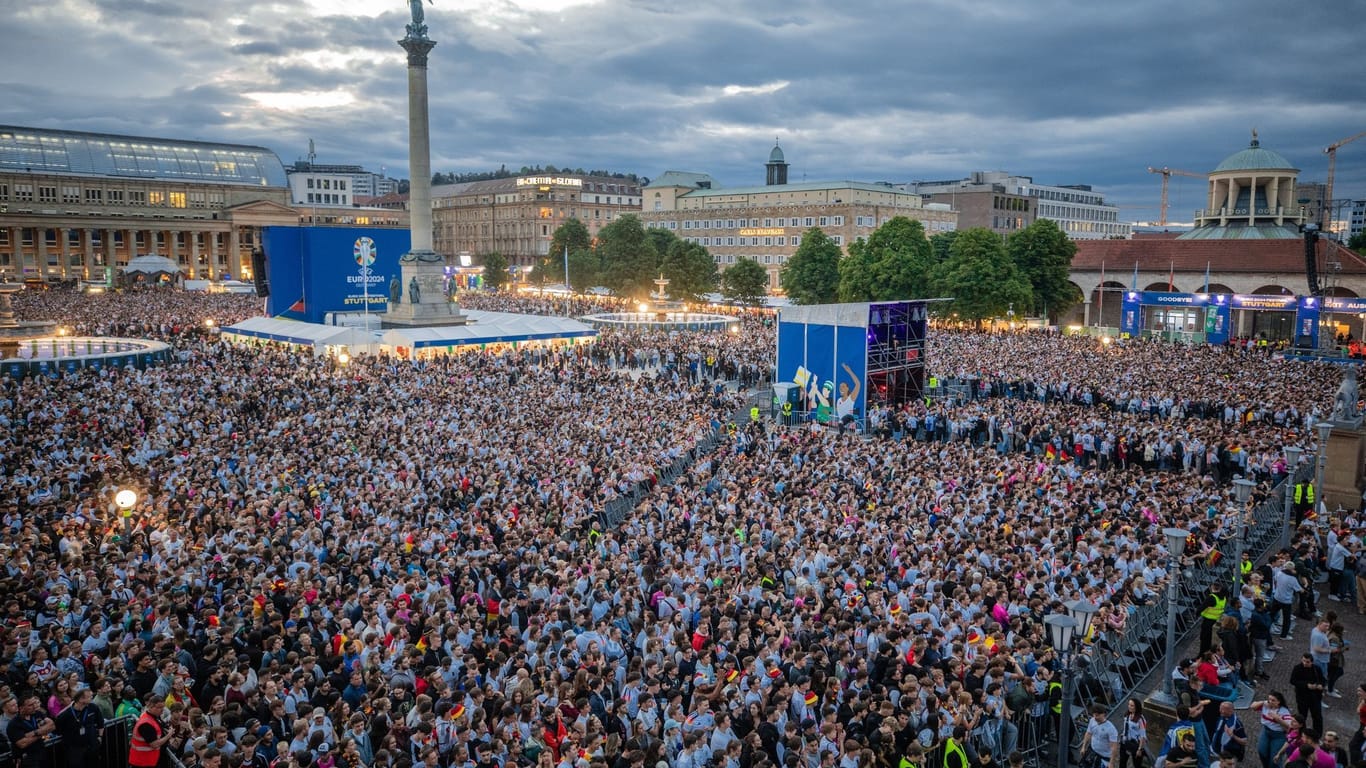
1323, 130, 1366, 231
1146, 166, 1204, 226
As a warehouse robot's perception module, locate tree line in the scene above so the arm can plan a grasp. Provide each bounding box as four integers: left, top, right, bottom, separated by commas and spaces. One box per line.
477, 215, 1080, 318
781, 217, 1079, 322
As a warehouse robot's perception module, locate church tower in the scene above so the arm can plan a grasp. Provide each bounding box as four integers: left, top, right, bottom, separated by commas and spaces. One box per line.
765, 140, 789, 186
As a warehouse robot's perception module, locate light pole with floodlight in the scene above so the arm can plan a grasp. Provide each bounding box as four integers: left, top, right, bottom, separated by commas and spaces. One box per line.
1231, 477, 1256, 592
1150, 527, 1190, 707
1047, 600, 1097, 768
1282, 445, 1301, 551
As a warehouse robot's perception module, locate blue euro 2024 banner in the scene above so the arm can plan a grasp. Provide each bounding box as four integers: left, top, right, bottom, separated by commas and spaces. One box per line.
263, 227, 411, 323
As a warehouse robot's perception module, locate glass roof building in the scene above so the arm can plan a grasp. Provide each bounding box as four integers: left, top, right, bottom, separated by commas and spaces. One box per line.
0, 126, 287, 188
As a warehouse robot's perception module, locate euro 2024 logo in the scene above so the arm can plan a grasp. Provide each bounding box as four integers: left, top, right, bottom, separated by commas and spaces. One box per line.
349, 237, 385, 289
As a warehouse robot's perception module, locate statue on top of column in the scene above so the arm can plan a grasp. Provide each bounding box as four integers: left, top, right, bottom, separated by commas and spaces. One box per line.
406, 0, 432, 38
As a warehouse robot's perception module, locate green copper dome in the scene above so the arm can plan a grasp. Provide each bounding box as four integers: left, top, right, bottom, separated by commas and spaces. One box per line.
769, 142, 785, 163
1213, 133, 1296, 173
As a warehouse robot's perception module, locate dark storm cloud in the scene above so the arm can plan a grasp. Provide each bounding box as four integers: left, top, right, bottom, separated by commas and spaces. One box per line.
1, 0, 1363, 222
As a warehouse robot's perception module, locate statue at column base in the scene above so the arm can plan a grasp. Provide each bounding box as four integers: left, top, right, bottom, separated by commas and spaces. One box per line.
399, 250, 445, 264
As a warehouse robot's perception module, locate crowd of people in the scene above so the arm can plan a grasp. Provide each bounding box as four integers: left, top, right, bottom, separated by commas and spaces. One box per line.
0, 289, 1362, 768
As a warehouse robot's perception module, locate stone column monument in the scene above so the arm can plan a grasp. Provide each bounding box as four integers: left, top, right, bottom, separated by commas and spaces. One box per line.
1320, 366, 1366, 512
383, 0, 467, 328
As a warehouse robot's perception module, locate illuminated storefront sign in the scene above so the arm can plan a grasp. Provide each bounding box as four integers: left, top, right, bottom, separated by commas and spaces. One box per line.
516, 177, 583, 187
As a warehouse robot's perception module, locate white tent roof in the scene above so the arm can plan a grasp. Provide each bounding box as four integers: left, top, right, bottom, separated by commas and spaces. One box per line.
381, 309, 597, 350
222, 316, 379, 347
122, 255, 183, 274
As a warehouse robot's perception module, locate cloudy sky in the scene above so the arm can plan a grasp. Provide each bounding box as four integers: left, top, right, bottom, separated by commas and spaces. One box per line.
2, 0, 1363, 224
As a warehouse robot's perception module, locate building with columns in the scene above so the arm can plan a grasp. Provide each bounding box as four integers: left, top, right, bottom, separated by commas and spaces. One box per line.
1063, 134, 1366, 339
0, 126, 404, 284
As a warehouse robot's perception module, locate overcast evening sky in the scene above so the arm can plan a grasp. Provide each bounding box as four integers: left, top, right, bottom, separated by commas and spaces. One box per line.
2, 0, 1364, 226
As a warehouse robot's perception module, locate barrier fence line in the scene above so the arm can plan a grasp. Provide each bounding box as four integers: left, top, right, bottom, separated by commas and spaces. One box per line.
600, 392, 759, 530
1069, 465, 1311, 737
0, 713, 135, 768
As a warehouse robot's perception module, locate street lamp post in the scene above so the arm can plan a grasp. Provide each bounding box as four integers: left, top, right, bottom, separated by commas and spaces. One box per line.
114, 488, 137, 537
1315, 421, 1333, 525
1152, 527, 1191, 707
1282, 445, 1302, 551
1231, 477, 1256, 592
1046, 600, 1098, 768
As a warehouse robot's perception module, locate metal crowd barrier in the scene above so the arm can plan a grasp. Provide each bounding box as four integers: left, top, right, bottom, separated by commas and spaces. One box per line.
600, 393, 758, 529
0, 713, 134, 768
1064, 464, 1311, 733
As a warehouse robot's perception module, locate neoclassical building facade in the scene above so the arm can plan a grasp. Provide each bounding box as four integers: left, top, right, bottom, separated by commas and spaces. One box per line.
0, 126, 404, 283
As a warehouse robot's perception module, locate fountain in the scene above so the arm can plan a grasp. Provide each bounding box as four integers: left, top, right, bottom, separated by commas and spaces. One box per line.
581, 273, 739, 333
0, 281, 170, 377
0, 280, 58, 357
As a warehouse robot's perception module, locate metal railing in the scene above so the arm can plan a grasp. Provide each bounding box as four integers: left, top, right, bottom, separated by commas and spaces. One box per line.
600, 392, 759, 529
1062, 464, 1310, 733
0, 713, 134, 768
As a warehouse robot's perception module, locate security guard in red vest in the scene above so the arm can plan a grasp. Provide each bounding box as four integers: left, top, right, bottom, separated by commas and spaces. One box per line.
128, 696, 172, 768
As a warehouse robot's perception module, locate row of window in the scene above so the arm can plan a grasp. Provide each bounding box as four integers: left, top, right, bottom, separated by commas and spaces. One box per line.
305, 178, 347, 191
1039, 203, 1121, 222
714, 253, 789, 265
678, 234, 845, 248
306, 193, 345, 205
994, 196, 1030, 212
0, 228, 242, 249
674, 215, 846, 230
0, 183, 224, 208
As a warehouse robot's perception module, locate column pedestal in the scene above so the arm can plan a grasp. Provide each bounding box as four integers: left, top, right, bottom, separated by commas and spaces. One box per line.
1322, 422, 1365, 513
381, 263, 466, 328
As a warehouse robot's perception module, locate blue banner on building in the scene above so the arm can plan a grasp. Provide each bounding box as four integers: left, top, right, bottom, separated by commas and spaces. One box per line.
263, 227, 411, 324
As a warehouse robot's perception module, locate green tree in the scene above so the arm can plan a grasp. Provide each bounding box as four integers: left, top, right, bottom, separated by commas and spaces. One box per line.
722, 257, 770, 306
837, 238, 877, 302
781, 228, 841, 304
565, 248, 599, 293
548, 218, 593, 282
595, 214, 659, 297
645, 227, 679, 259
1349, 231, 1366, 253
661, 240, 718, 301
529, 257, 553, 287
929, 230, 958, 263
1006, 219, 1079, 318
481, 252, 510, 291
930, 228, 1033, 324
867, 216, 934, 299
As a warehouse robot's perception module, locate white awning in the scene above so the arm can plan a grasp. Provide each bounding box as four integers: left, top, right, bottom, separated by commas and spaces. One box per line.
381, 309, 597, 350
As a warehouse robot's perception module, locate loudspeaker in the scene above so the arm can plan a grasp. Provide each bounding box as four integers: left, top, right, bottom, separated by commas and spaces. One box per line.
251, 247, 270, 298
1304, 229, 1321, 297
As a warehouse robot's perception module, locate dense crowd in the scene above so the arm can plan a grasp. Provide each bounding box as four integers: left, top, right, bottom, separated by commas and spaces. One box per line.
0, 290, 1362, 768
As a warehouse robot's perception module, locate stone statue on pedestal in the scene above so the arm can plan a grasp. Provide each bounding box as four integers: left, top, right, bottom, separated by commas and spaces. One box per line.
389, 276, 401, 304
1330, 366, 1361, 422
409, 276, 421, 304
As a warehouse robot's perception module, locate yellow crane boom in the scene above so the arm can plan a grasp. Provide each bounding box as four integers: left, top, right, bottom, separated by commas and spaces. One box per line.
1146, 166, 1204, 226
1323, 130, 1366, 231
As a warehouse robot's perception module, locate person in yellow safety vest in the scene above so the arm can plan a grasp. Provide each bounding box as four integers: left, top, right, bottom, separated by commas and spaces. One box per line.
780, 400, 793, 426
1239, 554, 1253, 583
943, 727, 970, 768
899, 744, 926, 768
1293, 481, 1314, 525
1198, 582, 1228, 654
750, 405, 760, 423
